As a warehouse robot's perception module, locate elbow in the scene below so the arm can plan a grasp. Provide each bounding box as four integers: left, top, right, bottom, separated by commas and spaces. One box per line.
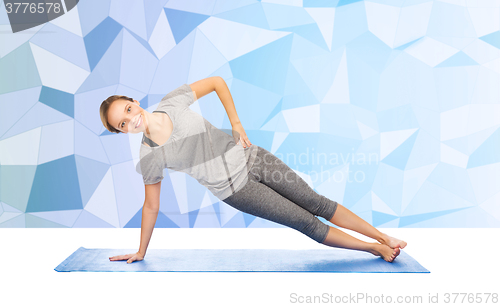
215, 76, 225, 88
144, 201, 160, 212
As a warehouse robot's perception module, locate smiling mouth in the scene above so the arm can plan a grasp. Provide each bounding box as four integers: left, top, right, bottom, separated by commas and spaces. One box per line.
135, 114, 142, 128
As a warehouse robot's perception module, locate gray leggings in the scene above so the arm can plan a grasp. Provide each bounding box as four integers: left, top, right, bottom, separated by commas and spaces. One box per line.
222, 146, 338, 244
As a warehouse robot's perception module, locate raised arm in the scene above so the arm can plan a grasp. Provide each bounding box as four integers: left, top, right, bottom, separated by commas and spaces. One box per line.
109, 180, 161, 264
189, 77, 252, 148
188, 76, 218, 101
190, 76, 241, 126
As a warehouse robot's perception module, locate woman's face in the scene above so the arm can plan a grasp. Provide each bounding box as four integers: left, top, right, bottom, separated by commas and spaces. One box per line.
107, 98, 146, 134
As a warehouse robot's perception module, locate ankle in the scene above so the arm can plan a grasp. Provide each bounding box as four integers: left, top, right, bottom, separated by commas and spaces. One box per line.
376, 232, 387, 245
367, 242, 380, 255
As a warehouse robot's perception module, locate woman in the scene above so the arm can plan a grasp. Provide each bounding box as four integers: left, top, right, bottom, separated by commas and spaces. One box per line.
100, 77, 406, 265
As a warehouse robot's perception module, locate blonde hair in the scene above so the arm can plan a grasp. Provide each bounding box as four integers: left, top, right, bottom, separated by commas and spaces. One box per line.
99, 95, 134, 133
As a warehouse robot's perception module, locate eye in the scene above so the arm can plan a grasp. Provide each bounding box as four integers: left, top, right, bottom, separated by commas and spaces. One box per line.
121, 106, 132, 128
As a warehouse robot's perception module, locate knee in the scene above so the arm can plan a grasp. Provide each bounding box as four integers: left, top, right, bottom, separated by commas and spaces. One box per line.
299, 215, 327, 243
317, 196, 339, 220
329, 202, 340, 219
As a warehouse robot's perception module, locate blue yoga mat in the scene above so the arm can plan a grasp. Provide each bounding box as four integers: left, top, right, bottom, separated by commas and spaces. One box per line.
55, 247, 429, 273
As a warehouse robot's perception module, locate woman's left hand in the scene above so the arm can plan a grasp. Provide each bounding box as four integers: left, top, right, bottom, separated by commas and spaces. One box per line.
109, 252, 144, 264
232, 122, 252, 148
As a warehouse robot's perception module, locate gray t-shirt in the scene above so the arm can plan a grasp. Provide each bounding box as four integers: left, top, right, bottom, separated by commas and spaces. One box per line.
138, 84, 258, 200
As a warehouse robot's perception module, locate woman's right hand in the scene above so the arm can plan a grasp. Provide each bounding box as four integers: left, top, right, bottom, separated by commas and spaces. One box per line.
109, 252, 144, 264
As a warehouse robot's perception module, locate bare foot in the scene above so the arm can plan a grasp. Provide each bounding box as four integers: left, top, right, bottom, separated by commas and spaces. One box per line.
379, 233, 407, 249
370, 243, 400, 262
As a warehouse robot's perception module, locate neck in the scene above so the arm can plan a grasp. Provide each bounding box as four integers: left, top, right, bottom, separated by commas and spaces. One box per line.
142, 111, 162, 137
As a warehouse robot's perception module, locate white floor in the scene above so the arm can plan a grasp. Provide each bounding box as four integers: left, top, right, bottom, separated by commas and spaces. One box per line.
1, 228, 499, 307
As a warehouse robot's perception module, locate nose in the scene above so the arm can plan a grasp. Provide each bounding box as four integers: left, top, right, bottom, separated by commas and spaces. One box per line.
129, 113, 140, 129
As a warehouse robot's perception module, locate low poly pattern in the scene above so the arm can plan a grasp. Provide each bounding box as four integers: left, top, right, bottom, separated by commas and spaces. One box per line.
0, 0, 499, 229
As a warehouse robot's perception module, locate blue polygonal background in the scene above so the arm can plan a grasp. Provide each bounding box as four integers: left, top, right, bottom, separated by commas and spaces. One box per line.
0, 0, 499, 229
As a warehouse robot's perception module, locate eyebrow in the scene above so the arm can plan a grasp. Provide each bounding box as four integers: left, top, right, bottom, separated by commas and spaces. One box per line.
116, 104, 129, 130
